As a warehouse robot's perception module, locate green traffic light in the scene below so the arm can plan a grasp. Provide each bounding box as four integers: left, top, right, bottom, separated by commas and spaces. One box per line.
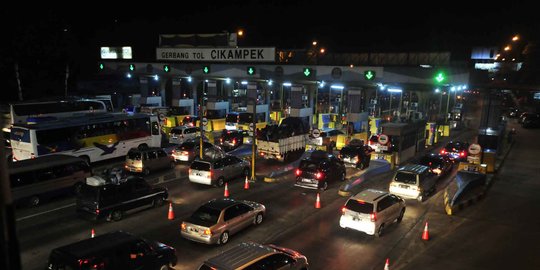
164, 65, 170, 73
99, 63, 104, 70
247, 67, 255, 75
364, 70, 375, 80
435, 72, 445, 83
203, 66, 210, 74
129, 64, 135, 71
303, 68, 311, 77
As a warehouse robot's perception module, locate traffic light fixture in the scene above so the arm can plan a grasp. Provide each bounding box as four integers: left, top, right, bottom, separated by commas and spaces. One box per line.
434, 71, 446, 84
364, 70, 376, 80
163, 64, 170, 73
129, 64, 136, 71
247, 66, 256, 75
303, 67, 312, 77
98, 63, 104, 71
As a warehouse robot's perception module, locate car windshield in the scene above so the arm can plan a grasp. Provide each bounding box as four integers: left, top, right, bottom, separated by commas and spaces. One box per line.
127, 151, 142, 160
299, 160, 321, 171
445, 142, 466, 151
419, 157, 443, 167
170, 128, 184, 135
191, 161, 211, 171
345, 199, 374, 214
394, 172, 417, 184
191, 205, 220, 224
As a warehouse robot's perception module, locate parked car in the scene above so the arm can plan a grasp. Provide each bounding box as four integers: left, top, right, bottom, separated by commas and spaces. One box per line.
171, 140, 223, 163
169, 125, 200, 144
47, 231, 177, 270
217, 129, 249, 151
197, 242, 308, 270
294, 150, 346, 190
441, 141, 470, 162
339, 139, 372, 169
339, 189, 406, 237
388, 164, 437, 202
189, 155, 250, 187
181, 198, 266, 245
124, 147, 175, 175
417, 153, 453, 177
76, 176, 168, 221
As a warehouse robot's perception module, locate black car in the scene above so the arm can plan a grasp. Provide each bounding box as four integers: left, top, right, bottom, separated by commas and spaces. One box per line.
522, 113, 540, 128
441, 141, 469, 161
339, 139, 372, 169
47, 231, 176, 270
217, 129, 249, 151
417, 153, 453, 177
294, 150, 346, 190
76, 176, 168, 221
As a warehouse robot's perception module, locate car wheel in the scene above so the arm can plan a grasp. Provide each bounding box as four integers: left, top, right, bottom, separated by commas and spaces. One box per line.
159, 264, 169, 270
375, 223, 385, 237
417, 194, 424, 202
218, 231, 229, 245
216, 177, 225, 187
397, 208, 405, 223
153, 196, 164, 208
29, 195, 40, 207
254, 213, 263, 225
111, 210, 123, 221
138, 144, 148, 150
320, 181, 328, 191
143, 167, 150, 176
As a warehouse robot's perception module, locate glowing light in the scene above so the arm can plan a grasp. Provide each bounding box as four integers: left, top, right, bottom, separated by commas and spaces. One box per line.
154, 75, 159, 81
504, 45, 511, 51
387, 88, 402, 93
225, 78, 231, 84
241, 81, 248, 85
330, 85, 344, 90
126, 73, 132, 78
187, 76, 192, 82
283, 82, 292, 86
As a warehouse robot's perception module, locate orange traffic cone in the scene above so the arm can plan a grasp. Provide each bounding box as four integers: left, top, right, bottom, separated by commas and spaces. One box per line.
422, 221, 429, 240
91, 228, 95, 238
167, 203, 175, 220
224, 183, 230, 198
384, 258, 390, 270
315, 193, 321, 209
244, 176, 250, 190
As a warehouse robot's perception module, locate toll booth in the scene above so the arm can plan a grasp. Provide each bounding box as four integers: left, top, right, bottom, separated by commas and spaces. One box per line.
269, 111, 284, 125
172, 99, 195, 116
318, 113, 339, 130
381, 120, 426, 165
205, 101, 229, 131
477, 127, 504, 173
368, 117, 381, 136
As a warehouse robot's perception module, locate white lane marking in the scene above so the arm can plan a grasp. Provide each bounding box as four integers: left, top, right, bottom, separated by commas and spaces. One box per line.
16, 203, 75, 222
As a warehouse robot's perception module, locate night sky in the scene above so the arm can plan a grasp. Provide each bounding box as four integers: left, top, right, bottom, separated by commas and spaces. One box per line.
1, 2, 538, 102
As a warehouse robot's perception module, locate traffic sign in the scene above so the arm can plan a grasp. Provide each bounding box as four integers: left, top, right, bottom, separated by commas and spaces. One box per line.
249, 123, 254, 131
378, 134, 389, 145
303, 68, 312, 77
311, 128, 321, 138
202, 118, 208, 126
468, 143, 482, 155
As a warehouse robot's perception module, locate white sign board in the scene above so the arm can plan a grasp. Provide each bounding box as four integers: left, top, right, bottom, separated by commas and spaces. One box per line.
378, 134, 389, 145
249, 123, 254, 131
202, 118, 208, 126
468, 143, 482, 155
100, 46, 132, 59
156, 47, 276, 62
311, 128, 321, 138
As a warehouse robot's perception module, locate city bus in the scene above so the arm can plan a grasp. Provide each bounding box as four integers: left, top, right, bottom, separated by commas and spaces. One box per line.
9, 154, 92, 206
10, 112, 161, 163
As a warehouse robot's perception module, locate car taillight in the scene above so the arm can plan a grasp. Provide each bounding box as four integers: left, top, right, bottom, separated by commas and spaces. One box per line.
188, 169, 192, 175
232, 138, 237, 145
220, 138, 223, 143
295, 169, 301, 176
171, 149, 176, 154
203, 228, 212, 235
181, 223, 186, 231
208, 170, 212, 178
370, 212, 377, 222
440, 149, 446, 154
95, 209, 100, 215
460, 151, 465, 157
316, 172, 324, 180
30, 153, 35, 159
341, 206, 346, 215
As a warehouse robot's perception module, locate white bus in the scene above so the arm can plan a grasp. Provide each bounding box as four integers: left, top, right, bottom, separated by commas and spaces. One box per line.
10, 113, 161, 163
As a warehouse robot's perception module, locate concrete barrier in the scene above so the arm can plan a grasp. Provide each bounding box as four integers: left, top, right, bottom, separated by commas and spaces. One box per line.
338, 159, 391, 197
443, 170, 492, 215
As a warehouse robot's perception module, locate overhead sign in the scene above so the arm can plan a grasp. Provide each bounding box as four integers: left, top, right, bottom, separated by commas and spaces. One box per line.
311, 128, 321, 138
100, 46, 132, 59
156, 47, 276, 62
378, 134, 389, 145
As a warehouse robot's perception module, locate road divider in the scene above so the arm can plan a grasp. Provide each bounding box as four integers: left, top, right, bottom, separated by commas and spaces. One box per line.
443, 170, 492, 215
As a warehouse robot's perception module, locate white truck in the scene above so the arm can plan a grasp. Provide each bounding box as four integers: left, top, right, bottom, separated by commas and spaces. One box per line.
257, 117, 309, 162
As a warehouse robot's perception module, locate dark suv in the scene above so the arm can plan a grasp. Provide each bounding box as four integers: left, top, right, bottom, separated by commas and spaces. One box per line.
76, 176, 168, 221
47, 231, 177, 270
217, 129, 249, 151
339, 139, 372, 169
295, 150, 346, 190
441, 141, 469, 162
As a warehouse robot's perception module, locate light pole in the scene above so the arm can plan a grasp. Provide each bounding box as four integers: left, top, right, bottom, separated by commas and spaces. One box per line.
387, 88, 402, 119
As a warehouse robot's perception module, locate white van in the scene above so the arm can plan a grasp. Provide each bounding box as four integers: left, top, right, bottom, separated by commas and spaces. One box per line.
169, 126, 200, 144
389, 164, 437, 202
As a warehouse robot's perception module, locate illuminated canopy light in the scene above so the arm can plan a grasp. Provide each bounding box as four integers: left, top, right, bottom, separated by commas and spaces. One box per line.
283, 82, 292, 86
330, 85, 344, 90
387, 88, 402, 93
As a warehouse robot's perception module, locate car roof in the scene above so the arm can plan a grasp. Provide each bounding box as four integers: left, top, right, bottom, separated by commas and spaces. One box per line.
204, 198, 241, 211
51, 231, 138, 259
397, 164, 430, 174
203, 242, 276, 270
351, 189, 388, 202
306, 150, 331, 160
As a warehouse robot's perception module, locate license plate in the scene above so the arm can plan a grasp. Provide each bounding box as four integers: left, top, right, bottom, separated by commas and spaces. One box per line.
379, 145, 388, 150
302, 178, 312, 183
190, 227, 198, 233
399, 185, 409, 189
